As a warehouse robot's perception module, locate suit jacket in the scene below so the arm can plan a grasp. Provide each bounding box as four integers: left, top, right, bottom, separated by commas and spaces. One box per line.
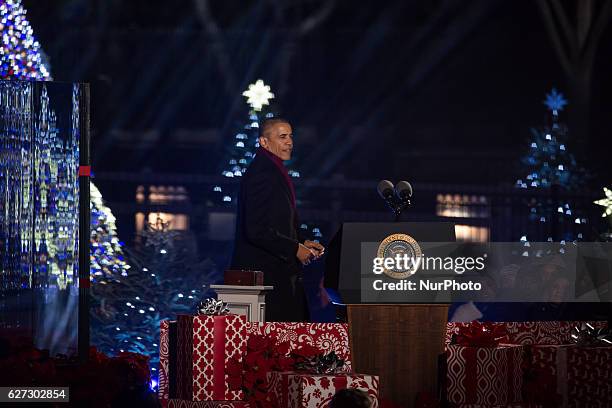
231, 150, 306, 321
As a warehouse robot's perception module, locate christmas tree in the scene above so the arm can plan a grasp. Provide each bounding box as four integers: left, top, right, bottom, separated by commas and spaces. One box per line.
516, 88, 589, 245
90, 212, 220, 384
0, 0, 51, 80
214, 79, 322, 241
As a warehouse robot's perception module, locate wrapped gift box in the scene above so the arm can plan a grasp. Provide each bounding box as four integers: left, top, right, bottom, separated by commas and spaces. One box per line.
454, 405, 542, 408
174, 314, 248, 401
446, 344, 523, 405
167, 400, 251, 408
446, 321, 608, 347
567, 346, 612, 407
525, 344, 576, 407
527, 343, 612, 407
159, 320, 171, 405
246, 323, 352, 371
267, 371, 379, 408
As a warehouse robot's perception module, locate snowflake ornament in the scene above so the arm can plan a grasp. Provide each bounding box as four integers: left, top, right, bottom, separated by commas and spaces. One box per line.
543, 88, 568, 112
594, 187, 612, 217
242, 79, 274, 111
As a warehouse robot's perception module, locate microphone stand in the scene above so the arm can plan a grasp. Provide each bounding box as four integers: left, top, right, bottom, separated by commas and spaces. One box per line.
393, 199, 411, 222
383, 196, 411, 222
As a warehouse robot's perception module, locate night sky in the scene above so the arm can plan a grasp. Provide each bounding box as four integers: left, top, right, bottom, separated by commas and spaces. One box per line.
24, 0, 612, 193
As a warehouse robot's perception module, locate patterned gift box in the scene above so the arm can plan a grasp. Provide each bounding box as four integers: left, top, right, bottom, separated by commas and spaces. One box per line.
167, 400, 251, 408
446, 321, 608, 347
267, 371, 379, 408
528, 344, 612, 407
447, 344, 523, 405
159, 320, 171, 406
567, 346, 612, 407
454, 405, 542, 408
246, 322, 352, 371
175, 314, 248, 401
527, 343, 574, 407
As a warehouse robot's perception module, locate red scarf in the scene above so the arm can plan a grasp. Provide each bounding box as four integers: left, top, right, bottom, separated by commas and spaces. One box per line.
257, 147, 296, 209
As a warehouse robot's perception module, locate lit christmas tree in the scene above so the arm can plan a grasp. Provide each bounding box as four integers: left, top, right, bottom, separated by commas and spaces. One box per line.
515, 88, 589, 245
90, 213, 220, 384
0, 0, 51, 80
89, 182, 131, 282
594, 187, 612, 218
214, 79, 322, 241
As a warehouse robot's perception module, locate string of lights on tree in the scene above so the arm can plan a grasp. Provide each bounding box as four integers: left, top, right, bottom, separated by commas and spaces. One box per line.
515, 88, 589, 249
0, 1, 177, 387
215, 79, 322, 240
0, 0, 50, 80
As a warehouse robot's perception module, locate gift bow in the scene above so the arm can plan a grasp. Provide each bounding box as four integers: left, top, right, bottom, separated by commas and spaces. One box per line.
196, 298, 230, 315
570, 322, 612, 347
292, 351, 345, 374
453, 322, 509, 347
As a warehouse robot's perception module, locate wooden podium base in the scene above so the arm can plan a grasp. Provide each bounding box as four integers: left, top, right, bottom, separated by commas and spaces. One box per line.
347, 304, 449, 407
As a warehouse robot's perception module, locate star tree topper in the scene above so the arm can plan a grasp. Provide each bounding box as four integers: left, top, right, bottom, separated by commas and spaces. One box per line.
242, 79, 274, 111
543, 88, 568, 112
594, 187, 612, 218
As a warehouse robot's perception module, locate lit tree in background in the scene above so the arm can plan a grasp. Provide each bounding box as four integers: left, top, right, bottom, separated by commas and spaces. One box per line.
0, 1, 214, 384
214, 79, 322, 241
91, 212, 220, 385
515, 88, 590, 245
594, 187, 612, 218
595, 187, 612, 241
0, 0, 51, 80
89, 183, 131, 282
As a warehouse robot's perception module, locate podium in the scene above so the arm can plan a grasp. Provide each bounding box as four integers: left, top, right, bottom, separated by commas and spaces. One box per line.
326, 222, 455, 407
348, 304, 448, 407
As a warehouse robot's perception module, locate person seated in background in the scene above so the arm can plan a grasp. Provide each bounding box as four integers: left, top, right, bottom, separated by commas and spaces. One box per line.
329, 388, 372, 408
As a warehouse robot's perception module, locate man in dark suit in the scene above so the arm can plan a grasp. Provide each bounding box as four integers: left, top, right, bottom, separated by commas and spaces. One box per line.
231, 118, 324, 322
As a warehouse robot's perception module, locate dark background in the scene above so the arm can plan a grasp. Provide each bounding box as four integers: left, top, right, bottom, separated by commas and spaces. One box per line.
23, 0, 612, 258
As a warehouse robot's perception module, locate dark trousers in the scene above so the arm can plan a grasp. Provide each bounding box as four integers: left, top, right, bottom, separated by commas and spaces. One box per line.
265, 272, 309, 322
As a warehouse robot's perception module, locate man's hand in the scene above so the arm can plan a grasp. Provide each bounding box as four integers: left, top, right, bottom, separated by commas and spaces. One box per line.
304, 240, 325, 259
296, 243, 317, 265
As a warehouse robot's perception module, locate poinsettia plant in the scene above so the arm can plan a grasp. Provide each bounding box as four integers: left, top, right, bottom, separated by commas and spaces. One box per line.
227, 334, 291, 407
227, 334, 346, 407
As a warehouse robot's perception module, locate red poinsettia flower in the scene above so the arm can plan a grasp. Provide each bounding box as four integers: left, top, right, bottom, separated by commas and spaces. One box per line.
245, 350, 266, 367
275, 341, 291, 356
275, 355, 295, 371
247, 335, 271, 352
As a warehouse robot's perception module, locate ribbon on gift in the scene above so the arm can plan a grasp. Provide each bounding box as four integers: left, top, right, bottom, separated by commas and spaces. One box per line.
212, 315, 227, 399
452, 322, 509, 347
292, 351, 345, 374
570, 322, 612, 347
196, 298, 230, 315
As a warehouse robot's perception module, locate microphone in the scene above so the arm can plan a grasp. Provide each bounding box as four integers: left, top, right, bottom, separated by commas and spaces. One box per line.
377, 180, 395, 200
394, 181, 412, 202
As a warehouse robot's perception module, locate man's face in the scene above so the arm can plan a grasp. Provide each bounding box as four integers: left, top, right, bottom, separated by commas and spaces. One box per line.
260, 122, 293, 161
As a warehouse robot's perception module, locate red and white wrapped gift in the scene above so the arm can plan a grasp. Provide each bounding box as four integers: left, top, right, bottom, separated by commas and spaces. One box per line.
159, 320, 171, 405
446, 321, 608, 346
167, 400, 251, 408
175, 314, 248, 401
527, 343, 612, 407
567, 346, 612, 407
446, 344, 523, 405
246, 323, 352, 371
267, 371, 379, 408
